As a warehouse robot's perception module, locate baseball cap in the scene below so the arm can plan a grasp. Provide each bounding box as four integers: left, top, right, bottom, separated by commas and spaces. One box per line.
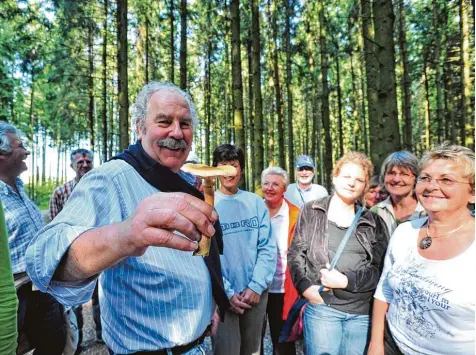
296, 155, 315, 169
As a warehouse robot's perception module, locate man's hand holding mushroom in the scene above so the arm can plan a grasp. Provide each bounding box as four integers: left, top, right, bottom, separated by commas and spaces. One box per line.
118, 192, 219, 257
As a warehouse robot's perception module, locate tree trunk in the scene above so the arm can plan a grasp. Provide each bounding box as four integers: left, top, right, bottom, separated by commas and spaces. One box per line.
371, 0, 401, 167
398, 0, 412, 150
335, 48, 344, 157
204, 2, 212, 166
432, 0, 444, 144
460, 0, 471, 146
169, 0, 175, 83
230, 0, 245, 150
285, 0, 294, 179
145, 15, 149, 83
56, 144, 61, 186
41, 127, 46, 184
348, 18, 360, 151
272, 0, 285, 169
109, 87, 114, 158
180, 0, 187, 90
29, 75, 35, 199
117, 0, 129, 150
224, 10, 232, 144
252, 0, 264, 191
424, 59, 432, 149
361, 0, 377, 158
102, 0, 108, 162
247, 31, 255, 191
318, 0, 332, 189
88, 24, 95, 151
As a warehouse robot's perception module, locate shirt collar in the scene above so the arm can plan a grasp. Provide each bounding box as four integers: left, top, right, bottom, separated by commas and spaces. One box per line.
273, 200, 289, 219
379, 196, 425, 215
297, 183, 313, 193
0, 177, 23, 195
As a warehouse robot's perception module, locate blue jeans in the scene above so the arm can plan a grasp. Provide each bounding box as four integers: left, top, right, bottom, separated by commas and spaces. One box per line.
303, 303, 370, 355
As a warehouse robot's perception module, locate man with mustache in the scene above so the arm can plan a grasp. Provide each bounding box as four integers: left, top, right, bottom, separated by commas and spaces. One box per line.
49, 148, 101, 354
284, 155, 328, 208
0, 122, 66, 354
26, 82, 229, 355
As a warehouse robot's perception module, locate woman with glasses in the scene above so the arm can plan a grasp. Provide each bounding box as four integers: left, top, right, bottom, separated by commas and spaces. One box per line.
288, 152, 389, 355
369, 144, 475, 355
372, 151, 425, 235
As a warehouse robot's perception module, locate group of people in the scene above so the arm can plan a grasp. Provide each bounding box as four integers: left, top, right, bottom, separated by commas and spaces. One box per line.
0, 81, 473, 355
0, 126, 102, 355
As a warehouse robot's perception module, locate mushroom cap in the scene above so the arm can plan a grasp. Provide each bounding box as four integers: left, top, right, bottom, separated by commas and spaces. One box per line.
181, 163, 237, 178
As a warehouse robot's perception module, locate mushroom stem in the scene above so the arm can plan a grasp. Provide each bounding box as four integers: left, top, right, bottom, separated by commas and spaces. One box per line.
193, 177, 215, 256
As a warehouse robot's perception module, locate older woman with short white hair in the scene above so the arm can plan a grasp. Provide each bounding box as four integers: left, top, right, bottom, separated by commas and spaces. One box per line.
369, 144, 475, 355
261, 166, 299, 355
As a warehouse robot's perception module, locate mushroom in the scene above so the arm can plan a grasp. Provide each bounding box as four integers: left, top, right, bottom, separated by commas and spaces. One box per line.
181, 163, 237, 256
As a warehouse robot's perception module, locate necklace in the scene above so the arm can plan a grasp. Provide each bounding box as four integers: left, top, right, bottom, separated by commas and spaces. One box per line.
419, 219, 469, 250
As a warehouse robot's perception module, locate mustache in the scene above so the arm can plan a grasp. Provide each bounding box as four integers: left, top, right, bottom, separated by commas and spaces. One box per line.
157, 138, 188, 150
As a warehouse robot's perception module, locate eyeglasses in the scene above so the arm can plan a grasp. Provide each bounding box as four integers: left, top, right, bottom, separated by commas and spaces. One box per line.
416, 176, 471, 187
297, 167, 314, 172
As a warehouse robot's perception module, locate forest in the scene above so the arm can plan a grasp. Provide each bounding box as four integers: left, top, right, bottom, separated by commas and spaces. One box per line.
0, 0, 474, 199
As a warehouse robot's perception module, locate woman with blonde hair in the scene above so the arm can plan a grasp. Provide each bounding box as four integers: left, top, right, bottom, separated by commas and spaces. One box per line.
288, 152, 389, 355
369, 144, 475, 355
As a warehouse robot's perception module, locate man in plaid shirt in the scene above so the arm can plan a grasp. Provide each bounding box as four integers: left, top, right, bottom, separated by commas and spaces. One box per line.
49, 149, 94, 220
0, 121, 66, 354
49, 148, 103, 352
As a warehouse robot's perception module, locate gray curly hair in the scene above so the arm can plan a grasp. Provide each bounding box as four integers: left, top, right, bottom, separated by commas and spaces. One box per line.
0, 122, 26, 154
132, 82, 198, 132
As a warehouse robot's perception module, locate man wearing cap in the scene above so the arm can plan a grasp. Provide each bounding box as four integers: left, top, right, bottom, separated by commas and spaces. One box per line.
284, 155, 328, 208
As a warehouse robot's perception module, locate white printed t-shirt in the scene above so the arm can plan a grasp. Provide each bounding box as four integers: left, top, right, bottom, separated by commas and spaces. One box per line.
375, 217, 475, 354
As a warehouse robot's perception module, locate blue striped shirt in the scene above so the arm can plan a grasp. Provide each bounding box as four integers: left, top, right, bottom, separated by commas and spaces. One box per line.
0, 178, 43, 274
25, 160, 213, 354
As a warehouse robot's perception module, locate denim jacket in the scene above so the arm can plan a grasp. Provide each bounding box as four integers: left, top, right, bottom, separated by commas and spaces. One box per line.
288, 195, 390, 295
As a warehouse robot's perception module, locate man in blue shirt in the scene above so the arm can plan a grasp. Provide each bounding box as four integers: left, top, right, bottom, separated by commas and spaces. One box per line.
26, 82, 229, 355
284, 155, 328, 208
0, 121, 65, 354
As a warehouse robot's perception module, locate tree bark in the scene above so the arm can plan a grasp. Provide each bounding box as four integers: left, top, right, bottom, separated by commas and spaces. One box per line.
432, 0, 444, 144
285, 0, 294, 180
88, 24, 95, 151
318, 0, 332, 189
246, 31, 255, 191
424, 59, 432, 149
230, 0, 245, 150
180, 0, 187, 89
460, 0, 471, 146
398, 0, 412, 149
252, 0, 264, 191
272, 0, 285, 169
371, 0, 401, 167
335, 47, 344, 157
102, 0, 108, 162
29, 74, 35, 199
169, 0, 175, 83
117, 0, 129, 150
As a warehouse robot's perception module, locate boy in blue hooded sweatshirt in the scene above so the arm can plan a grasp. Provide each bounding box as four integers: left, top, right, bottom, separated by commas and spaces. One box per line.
211, 144, 276, 355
